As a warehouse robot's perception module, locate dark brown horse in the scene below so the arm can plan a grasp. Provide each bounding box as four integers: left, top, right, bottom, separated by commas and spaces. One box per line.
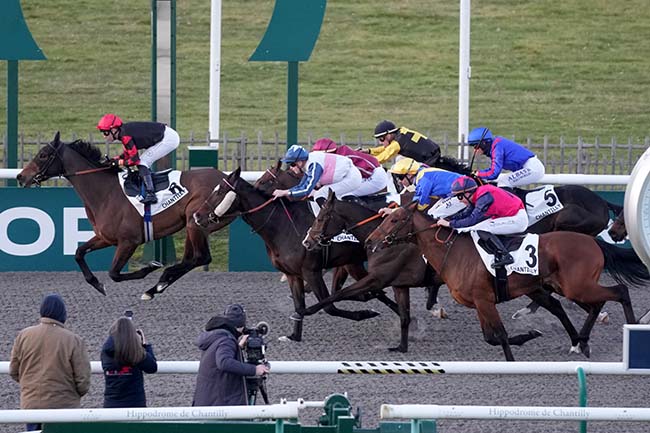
300, 190, 445, 352
193, 167, 393, 342
365, 204, 650, 361
16, 132, 234, 300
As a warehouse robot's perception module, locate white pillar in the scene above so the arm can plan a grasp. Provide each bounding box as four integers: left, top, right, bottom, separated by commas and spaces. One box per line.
209, 0, 222, 148
458, 0, 471, 159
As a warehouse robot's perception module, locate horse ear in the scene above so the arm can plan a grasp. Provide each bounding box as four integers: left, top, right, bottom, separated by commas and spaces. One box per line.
231, 166, 242, 178
53, 131, 61, 144
275, 159, 282, 170
328, 189, 336, 201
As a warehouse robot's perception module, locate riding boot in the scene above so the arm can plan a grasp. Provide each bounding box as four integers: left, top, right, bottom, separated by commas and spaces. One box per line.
478, 230, 514, 268
138, 165, 158, 205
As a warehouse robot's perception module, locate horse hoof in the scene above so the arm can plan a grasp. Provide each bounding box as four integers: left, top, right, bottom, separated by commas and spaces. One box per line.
141, 293, 153, 301
569, 344, 581, 354
156, 282, 169, 293
430, 307, 448, 319
290, 313, 304, 321
278, 335, 300, 342
580, 342, 591, 358
529, 329, 543, 339
92, 283, 106, 296
279, 273, 288, 282
149, 261, 164, 269
596, 311, 610, 324
388, 346, 407, 353
512, 307, 532, 320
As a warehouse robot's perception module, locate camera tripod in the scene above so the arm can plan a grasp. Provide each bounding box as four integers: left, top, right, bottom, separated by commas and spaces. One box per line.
246, 374, 269, 405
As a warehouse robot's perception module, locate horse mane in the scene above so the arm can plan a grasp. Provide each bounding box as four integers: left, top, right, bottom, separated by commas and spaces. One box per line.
67, 139, 104, 164
434, 155, 472, 175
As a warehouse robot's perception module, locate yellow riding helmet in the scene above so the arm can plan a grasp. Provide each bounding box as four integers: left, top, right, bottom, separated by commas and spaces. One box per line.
388, 158, 421, 175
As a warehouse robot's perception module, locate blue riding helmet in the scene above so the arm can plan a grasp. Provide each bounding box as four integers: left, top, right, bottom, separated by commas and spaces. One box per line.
281, 145, 309, 163
451, 176, 478, 196
468, 127, 493, 147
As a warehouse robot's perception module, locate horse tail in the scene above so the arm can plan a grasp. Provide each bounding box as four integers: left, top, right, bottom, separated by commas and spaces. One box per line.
435, 155, 472, 175
596, 239, 650, 287
606, 201, 623, 216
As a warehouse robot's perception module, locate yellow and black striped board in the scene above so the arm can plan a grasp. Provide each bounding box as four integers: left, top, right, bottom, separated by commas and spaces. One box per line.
337, 361, 445, 374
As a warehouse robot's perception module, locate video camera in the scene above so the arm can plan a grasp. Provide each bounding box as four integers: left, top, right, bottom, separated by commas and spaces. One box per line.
242, 321, 269, 365
242, 321, 270, 406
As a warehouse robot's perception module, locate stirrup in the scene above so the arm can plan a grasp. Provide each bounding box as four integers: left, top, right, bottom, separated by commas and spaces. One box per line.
141, 192, 158, 205
491, 254, 514, 268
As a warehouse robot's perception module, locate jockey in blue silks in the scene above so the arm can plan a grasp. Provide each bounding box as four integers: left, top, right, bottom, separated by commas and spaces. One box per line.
469, 127, 545, 188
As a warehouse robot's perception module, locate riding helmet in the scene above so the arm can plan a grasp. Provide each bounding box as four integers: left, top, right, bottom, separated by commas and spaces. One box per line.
312, 138, 338, 152
97, 114, 123, 131
373, 120, 398, 138
451, 176, 478, 195
281, 145, 309, 163
467, 127, 493, 147
388, 158, 421, 175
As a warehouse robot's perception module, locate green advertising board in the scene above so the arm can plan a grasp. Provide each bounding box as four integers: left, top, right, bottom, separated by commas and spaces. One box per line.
0, 187, 115, 271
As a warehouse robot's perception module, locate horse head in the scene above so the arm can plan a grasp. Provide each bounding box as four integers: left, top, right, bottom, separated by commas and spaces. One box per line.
254, 160, 302, 194
365, 203, 416, 252
17, 132, 66, 187
608, 210, 627, 242
193, 167, 243, 228
302, 189, 344, 251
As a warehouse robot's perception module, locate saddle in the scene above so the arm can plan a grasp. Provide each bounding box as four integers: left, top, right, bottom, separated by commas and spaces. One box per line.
122, 169, 173, 198
342, 192, 395, 212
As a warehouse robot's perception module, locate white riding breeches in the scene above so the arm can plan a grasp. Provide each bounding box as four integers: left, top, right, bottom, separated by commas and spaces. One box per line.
496, 156, 545, 188
456, 208, 528, 235
428, 196, 467, 219
349, 166, 388, 197
139, 126, 181, 168
310, 167, 363, 216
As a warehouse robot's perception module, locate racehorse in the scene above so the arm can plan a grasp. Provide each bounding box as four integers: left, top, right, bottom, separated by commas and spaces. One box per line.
16, 132, 234, 300
608, 209, 627, 242
193, 167, 398, 342
300, 189, 445, 352
365, 203, 650, 361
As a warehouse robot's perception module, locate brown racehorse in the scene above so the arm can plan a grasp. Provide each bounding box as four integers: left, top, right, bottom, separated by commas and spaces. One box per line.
365, 203, 650, 361
16, 132, 234, 300
608, 209, 627, 242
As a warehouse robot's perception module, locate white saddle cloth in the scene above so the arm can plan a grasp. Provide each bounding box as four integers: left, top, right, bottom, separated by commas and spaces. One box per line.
117, 170, 188, 217
470, 231, 540, 277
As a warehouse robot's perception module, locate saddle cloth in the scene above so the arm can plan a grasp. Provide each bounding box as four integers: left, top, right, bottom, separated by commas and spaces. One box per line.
470, 231, 540, 277
524, 185, 564, 227
118, 170, 189, 217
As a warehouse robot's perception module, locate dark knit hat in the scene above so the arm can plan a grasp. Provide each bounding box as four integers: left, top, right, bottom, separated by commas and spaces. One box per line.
224, 303, 247, 328
40, 293, 67, 324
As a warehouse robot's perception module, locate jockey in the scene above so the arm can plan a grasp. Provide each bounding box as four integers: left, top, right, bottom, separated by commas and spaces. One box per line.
437, 176, 528, 268
469, 127, 545, 189
97, 114, 180, 205
272, 145, 363, 211
379, 158, 464, 218
312, 138, 388, 196
362, 120, 441, 166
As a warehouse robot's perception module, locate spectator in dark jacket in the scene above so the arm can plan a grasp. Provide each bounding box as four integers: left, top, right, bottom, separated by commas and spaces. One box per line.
101, 316, 158, 408
193, 304, 270, 406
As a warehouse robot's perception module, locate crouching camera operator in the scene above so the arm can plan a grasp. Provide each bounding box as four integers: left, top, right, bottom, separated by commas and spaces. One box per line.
192, 304, 270, 407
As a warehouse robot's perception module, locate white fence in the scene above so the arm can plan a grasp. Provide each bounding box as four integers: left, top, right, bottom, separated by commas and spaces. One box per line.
0, 360, 645, 375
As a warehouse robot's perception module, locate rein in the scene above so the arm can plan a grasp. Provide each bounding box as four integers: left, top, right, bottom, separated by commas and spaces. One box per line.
33, 141, 113, 185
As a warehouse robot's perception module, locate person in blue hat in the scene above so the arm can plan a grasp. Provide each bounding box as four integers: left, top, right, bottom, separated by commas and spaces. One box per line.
469, 126, 545, 188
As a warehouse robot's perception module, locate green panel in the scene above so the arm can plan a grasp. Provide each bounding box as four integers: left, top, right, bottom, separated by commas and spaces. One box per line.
0, 0, 46, 60
189, 146, 219, 169
228, 217, 276, 271
0, 187, 114, 271
250, 0, 327, 62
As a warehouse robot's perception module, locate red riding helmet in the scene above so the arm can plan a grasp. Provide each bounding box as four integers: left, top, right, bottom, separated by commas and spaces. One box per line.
451, 176, 478, 196
97, 114, 123, 131
312, 138, 338, 152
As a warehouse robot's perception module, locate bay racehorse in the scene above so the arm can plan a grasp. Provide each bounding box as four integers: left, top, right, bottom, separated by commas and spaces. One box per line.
365, 203, 650, 361
300, 189, 445, 352
193, 167, 397, 342
16, 132, 234, 300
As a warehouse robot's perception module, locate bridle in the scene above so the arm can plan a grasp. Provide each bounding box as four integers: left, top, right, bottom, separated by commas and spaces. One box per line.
32, 141, 112, 186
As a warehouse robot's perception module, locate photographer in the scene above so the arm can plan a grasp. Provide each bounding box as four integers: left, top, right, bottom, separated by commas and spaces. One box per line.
101, 314, 157, 408
193, 304, 270, 406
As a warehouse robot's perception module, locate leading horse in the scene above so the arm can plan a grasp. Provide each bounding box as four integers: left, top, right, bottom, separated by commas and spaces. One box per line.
365, 204, 650, 361
17, 132, 234, 300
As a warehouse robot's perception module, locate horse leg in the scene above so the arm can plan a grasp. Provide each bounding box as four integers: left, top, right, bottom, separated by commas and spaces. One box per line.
74, 236, 112, 295
142, 229, 211, 300
303, 271, 380, 321
108, 240, 164, 282
331, 267, 349, 293
282, 275, 306, 342
388, 287, 410, 353
300, 272, 387, 316
475, 300, 515, 361
527, 289, 582, 354
572, 300, 606, 359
